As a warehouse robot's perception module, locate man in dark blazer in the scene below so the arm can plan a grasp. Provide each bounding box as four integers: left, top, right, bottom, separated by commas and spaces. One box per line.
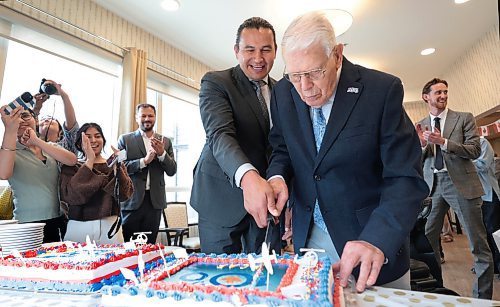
250, 11, 429, 292
416, 78, 492, 299
118, 103, 177, 244
190, 17, 280, 254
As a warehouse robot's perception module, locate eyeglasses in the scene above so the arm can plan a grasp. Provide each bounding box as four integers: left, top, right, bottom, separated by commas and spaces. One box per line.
20, 112, 33, 121
283, 48, 336, 83
283, 67, 327, 83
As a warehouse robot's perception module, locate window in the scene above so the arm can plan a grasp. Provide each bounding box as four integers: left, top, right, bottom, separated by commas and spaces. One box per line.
0, 40, 120, 185
161, 94, 204, 222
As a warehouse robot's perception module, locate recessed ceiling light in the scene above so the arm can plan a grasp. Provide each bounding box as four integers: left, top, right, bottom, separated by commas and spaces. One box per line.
454, 0, 471, 4
161, 0, 180, 11
420, 48, 435, 56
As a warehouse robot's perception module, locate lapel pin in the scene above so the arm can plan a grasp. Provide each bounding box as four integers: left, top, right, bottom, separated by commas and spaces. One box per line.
347, 87, 359, 94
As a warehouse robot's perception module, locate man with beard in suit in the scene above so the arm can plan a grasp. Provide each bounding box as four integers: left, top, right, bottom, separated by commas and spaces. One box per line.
118, 103, 177, 244
417, 78, 493, 299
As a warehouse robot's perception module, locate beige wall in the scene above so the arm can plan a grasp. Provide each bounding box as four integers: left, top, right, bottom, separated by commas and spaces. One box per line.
1, 1, 498, 120
404, 25, 499, 123
444, 26, 499, 115
0, 0, 211, 90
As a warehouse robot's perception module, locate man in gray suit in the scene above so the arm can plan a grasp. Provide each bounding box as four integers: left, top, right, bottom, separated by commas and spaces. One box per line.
118, 103, 177, 244
190, 17, 279, 254
416, 78, 493, 299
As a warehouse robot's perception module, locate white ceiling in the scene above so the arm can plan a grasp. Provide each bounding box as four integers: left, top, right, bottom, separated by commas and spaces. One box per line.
93, 0, 498, 102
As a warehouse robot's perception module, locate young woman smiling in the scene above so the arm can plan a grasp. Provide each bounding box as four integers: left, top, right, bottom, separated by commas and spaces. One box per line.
60, 122, 133, 244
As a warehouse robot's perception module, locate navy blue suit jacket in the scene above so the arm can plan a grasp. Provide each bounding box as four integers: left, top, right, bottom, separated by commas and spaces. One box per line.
267, 58, 429, 284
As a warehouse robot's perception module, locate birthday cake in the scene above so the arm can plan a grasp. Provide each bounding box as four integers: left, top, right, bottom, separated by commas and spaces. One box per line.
102, 249, 343, 306
0, 242, 163, 293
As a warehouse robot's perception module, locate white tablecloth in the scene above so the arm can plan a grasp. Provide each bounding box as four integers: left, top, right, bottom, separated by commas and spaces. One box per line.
351, 286, 500, 307
0, 287, 498, 306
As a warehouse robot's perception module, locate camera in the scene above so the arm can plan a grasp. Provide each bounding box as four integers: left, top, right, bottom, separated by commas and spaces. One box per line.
39, 78, 57, 96
3, 92, 34, 115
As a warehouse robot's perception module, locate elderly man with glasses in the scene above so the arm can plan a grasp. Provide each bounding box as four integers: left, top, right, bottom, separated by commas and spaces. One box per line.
246, 11, 429, 292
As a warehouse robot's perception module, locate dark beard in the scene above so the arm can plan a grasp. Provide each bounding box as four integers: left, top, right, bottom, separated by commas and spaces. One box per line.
140, 123, 154, 132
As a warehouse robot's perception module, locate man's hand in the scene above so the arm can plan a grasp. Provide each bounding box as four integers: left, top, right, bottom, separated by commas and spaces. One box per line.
241, 170, 275, 228
415, 123, 428, 147
269, 177, 288, 218
423, 126, 445, 146
150, 137, 165, 156
332, 240, 385, 292
144, 149, 156, 165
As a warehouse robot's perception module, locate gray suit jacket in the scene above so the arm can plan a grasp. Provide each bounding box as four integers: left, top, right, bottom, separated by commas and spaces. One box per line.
118, 130, 177, 210
418, 109, 484, 199
190, 65, 275, 227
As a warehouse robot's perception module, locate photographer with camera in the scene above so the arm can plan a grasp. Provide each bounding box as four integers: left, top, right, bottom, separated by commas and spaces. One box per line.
0, 100, 77, 242
33, 79, 79, 154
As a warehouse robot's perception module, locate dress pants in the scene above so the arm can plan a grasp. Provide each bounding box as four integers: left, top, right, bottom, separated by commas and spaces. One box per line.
121, 191, 162, 244
425, 172, 493, 299
33, 215, 67, 243
198, 214, 280, 255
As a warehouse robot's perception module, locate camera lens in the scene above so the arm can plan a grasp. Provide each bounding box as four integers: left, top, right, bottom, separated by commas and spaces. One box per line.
42, 84, 57, 95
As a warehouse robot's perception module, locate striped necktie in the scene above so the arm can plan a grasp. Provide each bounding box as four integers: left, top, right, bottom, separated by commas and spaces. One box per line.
251, 80, 270, 125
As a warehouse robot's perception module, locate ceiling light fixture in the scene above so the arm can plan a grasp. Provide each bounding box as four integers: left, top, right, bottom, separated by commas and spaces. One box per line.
420, 48, 436, 56
323, 9, 353, 37
161, 0, 180, 12
454, 0, 471, 4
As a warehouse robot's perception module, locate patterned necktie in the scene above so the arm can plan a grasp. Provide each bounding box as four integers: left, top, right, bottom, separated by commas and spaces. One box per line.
434, 117, 444, 170
252, 80, 270, 125
312, 107, 328, 233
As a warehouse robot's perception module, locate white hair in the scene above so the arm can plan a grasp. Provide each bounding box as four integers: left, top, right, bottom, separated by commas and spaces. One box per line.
281, 11, 337, 58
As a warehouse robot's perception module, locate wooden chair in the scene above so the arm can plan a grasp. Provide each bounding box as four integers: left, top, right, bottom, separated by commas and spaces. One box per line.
158, 201, 200, 252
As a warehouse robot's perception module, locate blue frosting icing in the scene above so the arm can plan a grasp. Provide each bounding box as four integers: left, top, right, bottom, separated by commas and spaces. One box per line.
145, 288, 155, 298
98, 253, 335, 306
193, 290, 205, 302
156, 290, 168, 299
211, 291, 223, 302
128, 286, 139, 296
172, 291, 184, 301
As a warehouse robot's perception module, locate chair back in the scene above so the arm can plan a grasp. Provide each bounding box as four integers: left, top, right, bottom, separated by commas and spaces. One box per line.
165, 202, 188, 228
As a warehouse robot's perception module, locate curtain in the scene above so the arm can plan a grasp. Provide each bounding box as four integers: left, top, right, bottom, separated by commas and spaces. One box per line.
117, 48, 147, 136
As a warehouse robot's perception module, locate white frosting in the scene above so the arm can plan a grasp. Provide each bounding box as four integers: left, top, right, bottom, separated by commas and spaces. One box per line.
0, 248, 160, 283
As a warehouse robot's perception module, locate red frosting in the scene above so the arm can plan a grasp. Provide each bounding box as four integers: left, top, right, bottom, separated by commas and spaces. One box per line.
0, 244, 163, 272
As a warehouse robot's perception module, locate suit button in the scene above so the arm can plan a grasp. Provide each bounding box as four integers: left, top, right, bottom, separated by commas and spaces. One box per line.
306, 206, 312, 212
314, 175, 321, 181
397, 247, 403, 256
